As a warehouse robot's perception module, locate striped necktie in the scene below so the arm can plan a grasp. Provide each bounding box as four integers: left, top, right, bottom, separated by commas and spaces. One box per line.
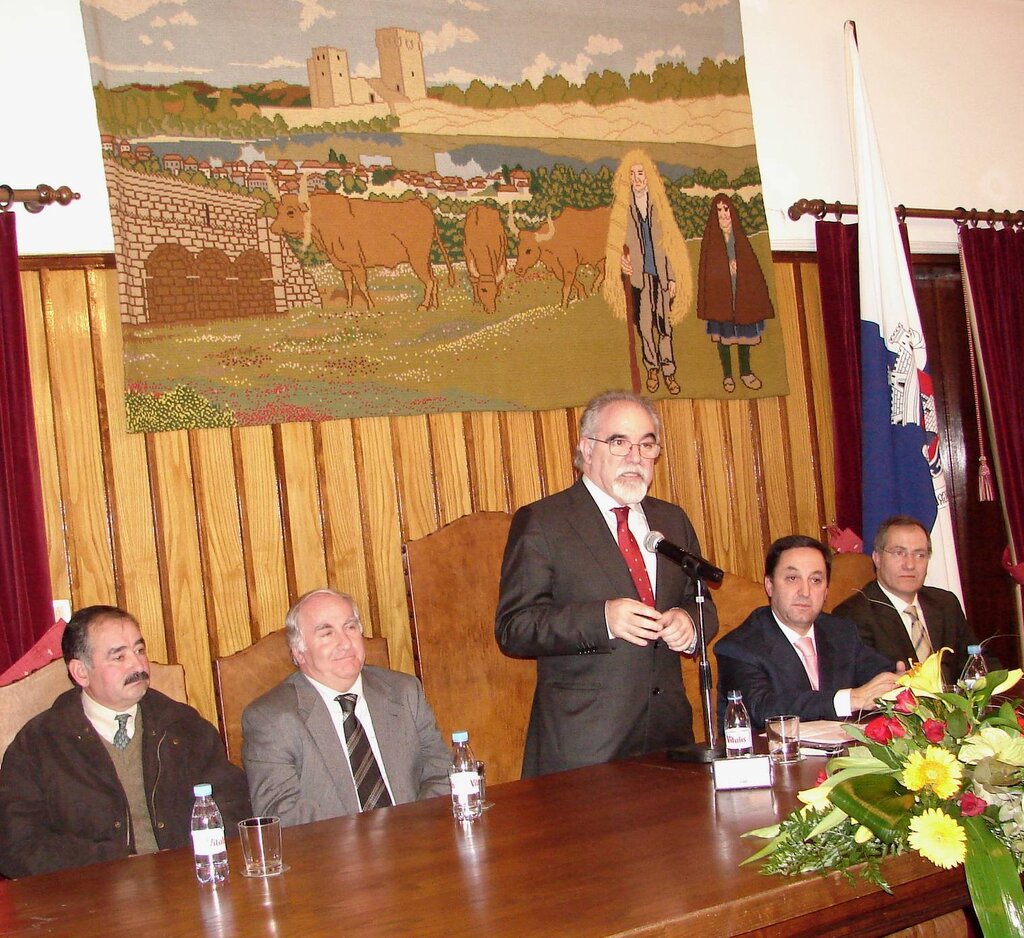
905, 604, 932, 662
336, 694, 393, 812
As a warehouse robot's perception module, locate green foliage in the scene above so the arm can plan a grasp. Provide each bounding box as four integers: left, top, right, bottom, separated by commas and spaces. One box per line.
126, 385, 235, 432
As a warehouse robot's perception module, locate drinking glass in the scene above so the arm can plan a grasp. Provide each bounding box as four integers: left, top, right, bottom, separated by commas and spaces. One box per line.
238, 816, 285, 877
766, 715, 801, 764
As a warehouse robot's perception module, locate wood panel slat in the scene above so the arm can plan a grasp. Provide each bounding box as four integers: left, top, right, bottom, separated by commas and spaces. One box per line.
427, 411, 472, 526
464, 411, 509, 513
391, 415, 437, 542
536, 408, 575, 497
275, 422, 328, 596
502, 411, 543, 510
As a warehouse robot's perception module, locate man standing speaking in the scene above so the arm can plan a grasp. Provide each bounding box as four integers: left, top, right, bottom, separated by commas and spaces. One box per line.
496, 390, 717, 777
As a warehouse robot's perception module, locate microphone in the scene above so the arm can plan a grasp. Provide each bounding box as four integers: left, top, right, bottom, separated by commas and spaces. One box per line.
643, 531, 724, 584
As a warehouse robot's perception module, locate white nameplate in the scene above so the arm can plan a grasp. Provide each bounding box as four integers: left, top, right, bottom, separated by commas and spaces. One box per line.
711, 754, 773, 790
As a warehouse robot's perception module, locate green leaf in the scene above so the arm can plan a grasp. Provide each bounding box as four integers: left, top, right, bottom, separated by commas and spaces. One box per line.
946, 709, 969, 738
829, 775, 914, 845
963, 815, 1024, 938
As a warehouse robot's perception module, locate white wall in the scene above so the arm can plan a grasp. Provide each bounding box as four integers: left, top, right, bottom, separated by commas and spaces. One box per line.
2, 0, 1022, 255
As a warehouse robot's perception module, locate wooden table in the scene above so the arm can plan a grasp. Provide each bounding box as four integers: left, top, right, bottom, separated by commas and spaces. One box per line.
0, 756, 969, 937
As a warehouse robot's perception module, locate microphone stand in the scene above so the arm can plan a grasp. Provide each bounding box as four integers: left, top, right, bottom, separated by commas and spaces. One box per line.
666, 558, 724, 763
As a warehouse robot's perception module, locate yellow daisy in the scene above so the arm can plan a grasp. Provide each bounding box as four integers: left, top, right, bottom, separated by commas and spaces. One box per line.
902, 746, 963, 800
908, 809, 966, 869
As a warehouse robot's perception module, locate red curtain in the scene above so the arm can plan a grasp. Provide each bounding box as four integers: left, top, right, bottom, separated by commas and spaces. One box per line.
814, 220, 862, 534
0, 211, 54, 673
959, 226, 1024, 570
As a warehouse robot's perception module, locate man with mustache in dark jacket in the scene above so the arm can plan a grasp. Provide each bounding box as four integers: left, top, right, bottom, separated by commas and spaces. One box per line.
0, 605, 250, 878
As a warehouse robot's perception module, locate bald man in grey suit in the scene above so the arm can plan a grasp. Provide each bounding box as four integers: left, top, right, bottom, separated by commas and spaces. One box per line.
242, 589, 450, 826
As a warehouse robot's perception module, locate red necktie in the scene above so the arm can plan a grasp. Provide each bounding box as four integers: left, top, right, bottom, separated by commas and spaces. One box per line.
612, 506, 655, 607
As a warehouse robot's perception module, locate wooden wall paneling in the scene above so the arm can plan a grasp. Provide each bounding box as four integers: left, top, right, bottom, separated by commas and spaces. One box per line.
274, 421, 328, 596
352, 417, 413, 675
502, 411, 543, 510
756, 394, 801, 544
463, 411, 509, 513
189, 427, 250, 659
41, 269, 116, 606
20, 270, 70, 604
796, 261, 837, 528
536, 408, 575, 496
771, 262, 826, 539
657, 402, 711, 558
723, 400, 771, 583
391, 415, 437, 542
689, 400, 737, 574
145, 430, 215, 723
316, 420, 372, 608
90, 269, 165, 654
427, 411, 472, 526
233, 424, 289, 640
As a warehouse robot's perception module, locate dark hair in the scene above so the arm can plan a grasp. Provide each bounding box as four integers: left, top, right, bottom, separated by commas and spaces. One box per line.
764, 535, 832, 582
61, 605, 137, 667
872, 514, 931, 553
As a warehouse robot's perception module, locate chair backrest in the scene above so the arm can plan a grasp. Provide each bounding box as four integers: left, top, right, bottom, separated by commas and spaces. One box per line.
404, 511, 532, 786
213, 628, 390, 767
824, 552, 876, 612
0, 658, 188, 765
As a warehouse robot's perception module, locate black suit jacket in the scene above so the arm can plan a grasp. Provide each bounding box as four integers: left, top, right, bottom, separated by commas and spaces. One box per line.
713, 606, 893, 730
495, 478, 718, 777
832, 581, 977, 685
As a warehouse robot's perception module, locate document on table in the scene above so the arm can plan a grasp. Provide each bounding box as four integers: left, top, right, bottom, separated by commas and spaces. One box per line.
798, 720, 854, 756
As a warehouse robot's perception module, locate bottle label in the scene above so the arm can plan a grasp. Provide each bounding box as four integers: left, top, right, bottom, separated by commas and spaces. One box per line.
449, 769, 480, 798
191, 827, 226, 857
725, 727, 753, 750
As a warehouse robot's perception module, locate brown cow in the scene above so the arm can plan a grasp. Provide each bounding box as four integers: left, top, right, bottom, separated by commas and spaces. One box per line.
271, 192, 454, 311
513, 206, 610, 308
462, 205, 509, 314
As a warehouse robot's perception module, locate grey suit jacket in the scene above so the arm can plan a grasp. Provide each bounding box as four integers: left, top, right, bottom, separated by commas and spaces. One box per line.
241, 666, 450, 826
833, 580, 978, 685
495, 478, 718, 778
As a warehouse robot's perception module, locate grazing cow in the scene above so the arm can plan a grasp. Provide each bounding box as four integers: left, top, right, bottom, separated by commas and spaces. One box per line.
462, 205, 509, 314
271, 192, 454, 311
513, 206, 610, 308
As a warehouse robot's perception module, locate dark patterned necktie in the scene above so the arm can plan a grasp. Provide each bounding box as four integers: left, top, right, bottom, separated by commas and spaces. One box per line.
112, 713, 131, 750
336, 694, 393, 811
612, 506, 655, 607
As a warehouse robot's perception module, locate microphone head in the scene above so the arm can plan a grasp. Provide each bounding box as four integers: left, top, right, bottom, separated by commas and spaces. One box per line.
643, 530, 664, 552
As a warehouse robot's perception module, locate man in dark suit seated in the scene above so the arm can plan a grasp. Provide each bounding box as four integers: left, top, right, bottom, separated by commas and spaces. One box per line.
832, 515, 979, 686
242, 589, 450, 826
0, 605, 250, 878
496, 389, 718, 777
714, 535, 902, 731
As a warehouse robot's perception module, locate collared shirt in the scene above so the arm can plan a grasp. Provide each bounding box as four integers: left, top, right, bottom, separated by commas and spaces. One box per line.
81, 691, 139, 745
877, 582, 928, 646
305, 672, 395, 804
771, 614, 852, 717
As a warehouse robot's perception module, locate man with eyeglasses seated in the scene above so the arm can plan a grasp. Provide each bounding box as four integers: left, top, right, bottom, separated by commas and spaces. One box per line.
496, 389, 718, 777
833, 515, 979, 686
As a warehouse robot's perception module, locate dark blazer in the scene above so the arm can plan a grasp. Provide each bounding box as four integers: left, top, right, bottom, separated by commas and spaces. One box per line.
832, 581, 977, 685
0, 688, 251, 878
713, 606, 893, 730
242, 665, 450, 827
495, 478, 718, 778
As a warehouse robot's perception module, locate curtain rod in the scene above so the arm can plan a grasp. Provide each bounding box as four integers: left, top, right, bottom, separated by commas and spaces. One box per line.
788, 198, 1024, 228
0, 184, 80, 214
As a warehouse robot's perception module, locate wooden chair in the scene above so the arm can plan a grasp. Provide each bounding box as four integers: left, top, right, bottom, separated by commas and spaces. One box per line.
404, 511, 533, 786
212, 628, 390, 768
824, 551, 876, 612
0, 658, 188, 765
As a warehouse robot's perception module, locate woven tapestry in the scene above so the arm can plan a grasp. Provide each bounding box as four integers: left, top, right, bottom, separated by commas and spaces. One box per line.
80, 0, 788, 431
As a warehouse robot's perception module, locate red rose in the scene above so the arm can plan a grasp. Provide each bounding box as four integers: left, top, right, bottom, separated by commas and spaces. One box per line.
922, 719, 946, 743
816, 769, 829, 787
887, 717, 907, 739
894, 688, 917, 713
959, 792, 987, 817
864, 716, 906, 744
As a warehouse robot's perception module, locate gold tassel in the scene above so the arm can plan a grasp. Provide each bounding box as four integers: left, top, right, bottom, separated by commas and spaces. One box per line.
978, 454, 995, 502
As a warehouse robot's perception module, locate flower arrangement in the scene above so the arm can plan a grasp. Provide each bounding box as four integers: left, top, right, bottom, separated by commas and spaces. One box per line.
744, 649, 1024, 938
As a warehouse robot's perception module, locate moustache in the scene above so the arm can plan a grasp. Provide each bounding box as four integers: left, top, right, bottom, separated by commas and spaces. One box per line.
124, 671, 150, 686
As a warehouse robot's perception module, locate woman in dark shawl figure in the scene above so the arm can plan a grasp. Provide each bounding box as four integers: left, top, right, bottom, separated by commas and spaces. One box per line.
696, 193, 775, 392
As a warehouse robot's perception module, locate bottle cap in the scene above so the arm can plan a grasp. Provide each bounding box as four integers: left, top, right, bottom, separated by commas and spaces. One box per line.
967, 644, 982, 655
451, 730, 469, 743
727, 690, 742, 701
193, 783, 212, 797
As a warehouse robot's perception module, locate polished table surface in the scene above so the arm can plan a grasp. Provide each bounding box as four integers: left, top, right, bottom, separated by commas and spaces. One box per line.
0, 755, 968, 937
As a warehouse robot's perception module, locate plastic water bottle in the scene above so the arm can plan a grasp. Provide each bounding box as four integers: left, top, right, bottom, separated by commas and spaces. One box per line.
449, 731, 482, 821
191, 783, 229, 885
960, 645, 988, 692
723, 690, 753, 757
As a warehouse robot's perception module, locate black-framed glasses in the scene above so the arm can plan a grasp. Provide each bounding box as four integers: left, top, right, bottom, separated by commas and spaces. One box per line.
880, 547, 931, 562
585, 437, 661, 459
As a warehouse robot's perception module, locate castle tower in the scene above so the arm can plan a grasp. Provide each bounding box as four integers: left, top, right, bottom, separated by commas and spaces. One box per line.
375, 28, 426, 100
307, 46, 352, 108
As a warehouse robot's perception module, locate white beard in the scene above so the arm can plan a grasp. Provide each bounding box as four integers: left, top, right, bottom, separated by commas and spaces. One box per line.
611, 471, 650, 505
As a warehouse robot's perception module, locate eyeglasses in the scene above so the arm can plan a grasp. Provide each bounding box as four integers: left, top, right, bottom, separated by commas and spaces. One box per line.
880, 547, 931, 562
585, 437, 661, 459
